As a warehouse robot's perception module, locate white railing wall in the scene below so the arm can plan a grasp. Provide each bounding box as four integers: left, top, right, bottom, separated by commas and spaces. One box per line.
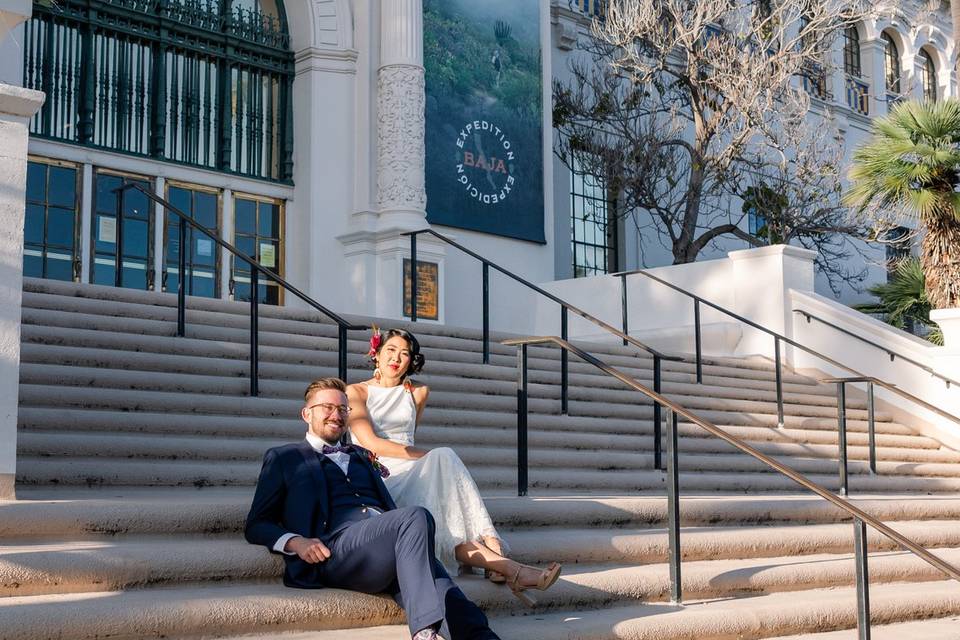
530, 243, 960, 446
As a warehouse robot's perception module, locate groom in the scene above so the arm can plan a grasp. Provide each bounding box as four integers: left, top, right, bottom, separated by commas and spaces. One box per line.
245, 377, 500, 640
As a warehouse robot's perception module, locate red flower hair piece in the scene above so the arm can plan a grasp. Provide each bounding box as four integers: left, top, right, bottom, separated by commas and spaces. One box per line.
367, 324, 383, 358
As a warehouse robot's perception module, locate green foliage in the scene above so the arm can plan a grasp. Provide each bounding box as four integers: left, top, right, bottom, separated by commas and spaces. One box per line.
495, 20, 512, 44
844, 99, 960, 225
422, 1, 541, 122
853, 258, 943, 345
742, 184, 788, 244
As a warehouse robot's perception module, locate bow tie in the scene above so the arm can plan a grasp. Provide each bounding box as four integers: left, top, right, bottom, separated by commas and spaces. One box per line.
321, 444, 354, 455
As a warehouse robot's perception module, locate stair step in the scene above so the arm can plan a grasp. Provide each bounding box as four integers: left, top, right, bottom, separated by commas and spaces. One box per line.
19, 335, 826, 395
484, 579, 960, 639
2, 573, 958, 640
16, 406, 942, 453
22, 279, 798, 373
15, 452, 960, 491
772, 615, 960, 639
7, 494, 960, 539
20, 342, 842, 406
15, 431, 960, 479
6, 522, 960, 598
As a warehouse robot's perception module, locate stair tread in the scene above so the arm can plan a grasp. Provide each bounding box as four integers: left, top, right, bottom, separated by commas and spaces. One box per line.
2, 574, 957, 640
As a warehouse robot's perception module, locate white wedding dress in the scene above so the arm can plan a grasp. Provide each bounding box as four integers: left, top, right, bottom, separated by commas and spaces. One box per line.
363, 382, 505, 572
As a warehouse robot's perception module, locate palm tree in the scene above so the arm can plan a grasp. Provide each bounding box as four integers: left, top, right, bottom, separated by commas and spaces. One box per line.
853, 257, 943, 345
844, 99, 960, 309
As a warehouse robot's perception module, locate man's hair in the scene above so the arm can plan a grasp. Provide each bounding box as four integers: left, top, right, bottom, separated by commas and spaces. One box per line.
303, 377, 347, 402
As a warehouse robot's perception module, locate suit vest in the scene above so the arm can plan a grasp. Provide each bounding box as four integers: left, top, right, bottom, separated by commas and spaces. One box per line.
321, 450, 387, 534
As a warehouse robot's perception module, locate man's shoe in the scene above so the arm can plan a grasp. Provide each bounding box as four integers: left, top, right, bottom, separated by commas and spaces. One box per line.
412, 628, 444, 640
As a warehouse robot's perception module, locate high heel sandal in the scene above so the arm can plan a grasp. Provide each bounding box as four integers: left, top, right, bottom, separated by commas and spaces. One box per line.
506, 562, 562, 607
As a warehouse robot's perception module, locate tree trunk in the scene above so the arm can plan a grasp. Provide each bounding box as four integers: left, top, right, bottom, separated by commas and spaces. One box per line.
921, 215, 960, 309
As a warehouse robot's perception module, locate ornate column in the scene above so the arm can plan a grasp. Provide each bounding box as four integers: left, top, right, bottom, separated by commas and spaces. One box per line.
376, 0, 427, 230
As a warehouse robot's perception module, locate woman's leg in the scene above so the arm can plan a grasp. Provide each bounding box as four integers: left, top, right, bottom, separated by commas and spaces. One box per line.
453, 541, 552, 588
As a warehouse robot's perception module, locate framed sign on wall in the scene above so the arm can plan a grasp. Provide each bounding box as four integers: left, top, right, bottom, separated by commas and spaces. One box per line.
403, 259, 440, 321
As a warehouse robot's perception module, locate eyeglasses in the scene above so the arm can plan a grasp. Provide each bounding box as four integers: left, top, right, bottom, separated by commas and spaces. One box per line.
307, 402, 352, 416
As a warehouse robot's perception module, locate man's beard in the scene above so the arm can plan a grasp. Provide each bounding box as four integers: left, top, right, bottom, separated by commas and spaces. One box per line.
319, 421, 345, 444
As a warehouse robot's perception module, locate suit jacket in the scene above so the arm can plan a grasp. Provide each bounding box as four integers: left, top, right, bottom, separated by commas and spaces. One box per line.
244, 440, 398, 587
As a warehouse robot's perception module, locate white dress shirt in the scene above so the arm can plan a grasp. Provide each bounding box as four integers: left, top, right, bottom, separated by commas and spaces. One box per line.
272, 434, 350, 554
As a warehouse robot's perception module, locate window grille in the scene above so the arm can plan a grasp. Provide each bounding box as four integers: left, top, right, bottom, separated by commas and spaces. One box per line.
882, 32, 901, 96
920, 49, 937, 102
164, 182, 221, 298
570, 159, 617, 278
24, 158, 81, 281
572, 0, 604, 18
843, 26, 861, 78
231, 193, 283, 305
91, 169, 154, 290
23, 0, 294, 183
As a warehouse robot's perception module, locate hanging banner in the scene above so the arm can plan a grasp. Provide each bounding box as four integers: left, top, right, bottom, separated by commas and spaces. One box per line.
423, 0, 544, 243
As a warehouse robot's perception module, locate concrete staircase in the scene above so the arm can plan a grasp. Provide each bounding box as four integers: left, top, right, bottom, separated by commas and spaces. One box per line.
3, 277, 960, 639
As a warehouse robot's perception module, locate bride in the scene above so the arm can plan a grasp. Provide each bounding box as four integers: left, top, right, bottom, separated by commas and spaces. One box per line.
346, 327, 561, 605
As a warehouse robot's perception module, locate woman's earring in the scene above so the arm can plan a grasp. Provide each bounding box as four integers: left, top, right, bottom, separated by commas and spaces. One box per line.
374, 368, 382, 381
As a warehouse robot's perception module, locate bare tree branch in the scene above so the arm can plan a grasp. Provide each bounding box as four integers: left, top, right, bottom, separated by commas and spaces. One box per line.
553, 0, 874, 292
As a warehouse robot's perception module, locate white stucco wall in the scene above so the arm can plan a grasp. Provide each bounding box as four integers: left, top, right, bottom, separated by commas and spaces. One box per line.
0, 82, 44, 499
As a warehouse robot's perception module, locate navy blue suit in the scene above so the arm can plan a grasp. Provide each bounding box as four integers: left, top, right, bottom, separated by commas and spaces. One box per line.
245, 441, 499, 639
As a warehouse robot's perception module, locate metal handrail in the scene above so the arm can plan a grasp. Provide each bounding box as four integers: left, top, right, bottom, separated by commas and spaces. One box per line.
616, 269, 960, 458
406, 229, 682, 465
503, 335, 960, 638
794, 308, 960, 389
117, 182, 367, 393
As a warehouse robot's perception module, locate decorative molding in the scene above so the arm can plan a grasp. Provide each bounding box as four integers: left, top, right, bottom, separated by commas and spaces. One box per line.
0, 84, 44, 119
553, 13, 579, 51
294, 46, 359, 75
376, 64, 426, 214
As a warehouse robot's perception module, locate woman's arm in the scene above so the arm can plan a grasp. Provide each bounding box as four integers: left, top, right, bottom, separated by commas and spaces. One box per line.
412, 384, 430, 425
346, 383, 427, 459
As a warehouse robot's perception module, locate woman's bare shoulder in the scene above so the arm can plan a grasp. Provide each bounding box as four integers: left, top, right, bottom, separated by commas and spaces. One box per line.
346, 380, 372, 399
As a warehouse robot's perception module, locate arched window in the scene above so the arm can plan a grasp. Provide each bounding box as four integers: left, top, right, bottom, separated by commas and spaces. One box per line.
843, 26, 861, 77
920, 49, 937, 101
882, 32, 901, 95
23, 0, 294, 183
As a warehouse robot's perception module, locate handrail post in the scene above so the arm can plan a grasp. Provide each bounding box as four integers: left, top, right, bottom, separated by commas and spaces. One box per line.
482, 262, 490, 365
620, 273, 628, 347
561, 307, 569, 415
774, 336, 784, 428
177, 213, 186, 337
653, 355, 663, 471
338, 325, 348, 382
665, 406, 682, 603
249, 268, 259, 397
517, 343, 529, 497
854, 517, 871, 640
867, 382, 876, 475
837, 381, 848, 496
693, 299, 702, 384
409, 233, 418, 323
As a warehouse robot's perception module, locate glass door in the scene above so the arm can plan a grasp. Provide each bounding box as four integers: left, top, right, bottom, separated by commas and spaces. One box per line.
163, 183, 220, 298
91, 171, 153, 290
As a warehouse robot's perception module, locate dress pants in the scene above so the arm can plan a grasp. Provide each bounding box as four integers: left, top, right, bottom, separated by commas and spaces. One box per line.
318, 506, 500, 640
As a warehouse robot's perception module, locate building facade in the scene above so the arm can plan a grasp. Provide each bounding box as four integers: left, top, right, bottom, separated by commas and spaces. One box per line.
4, 0, 957, 332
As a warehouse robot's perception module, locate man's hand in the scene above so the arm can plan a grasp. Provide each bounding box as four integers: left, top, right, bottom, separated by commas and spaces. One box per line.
285, 536, 332, 564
